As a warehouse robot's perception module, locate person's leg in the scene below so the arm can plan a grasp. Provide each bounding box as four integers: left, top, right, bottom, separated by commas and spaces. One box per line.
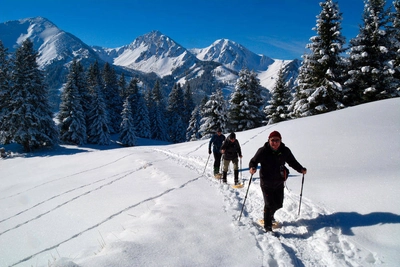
222, 159, 229, 183
271, 185, 284, 222
232, 158, 239, 184
213, 152, 222, 174
261, 186, 274, 231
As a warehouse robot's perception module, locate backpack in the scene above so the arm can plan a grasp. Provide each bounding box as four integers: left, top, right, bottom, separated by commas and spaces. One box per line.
280, 165, 289, 181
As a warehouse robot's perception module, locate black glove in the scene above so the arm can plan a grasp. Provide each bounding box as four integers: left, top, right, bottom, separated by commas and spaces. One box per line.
208, 150, 212, 154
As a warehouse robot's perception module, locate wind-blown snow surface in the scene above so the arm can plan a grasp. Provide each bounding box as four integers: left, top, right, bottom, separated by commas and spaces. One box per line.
1, 98, 399, 267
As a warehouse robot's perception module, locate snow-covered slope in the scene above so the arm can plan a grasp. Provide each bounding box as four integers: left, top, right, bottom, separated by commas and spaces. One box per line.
1, 98, 399, 267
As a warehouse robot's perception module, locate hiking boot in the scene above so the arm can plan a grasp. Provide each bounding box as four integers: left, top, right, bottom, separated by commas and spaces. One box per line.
222, 171, 227, 183
264, 226, 273, 232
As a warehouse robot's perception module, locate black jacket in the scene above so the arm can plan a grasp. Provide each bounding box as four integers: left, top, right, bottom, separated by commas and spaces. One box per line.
221, 139, 242, 160
209, 134, 226, 153
249, 142, 304, 188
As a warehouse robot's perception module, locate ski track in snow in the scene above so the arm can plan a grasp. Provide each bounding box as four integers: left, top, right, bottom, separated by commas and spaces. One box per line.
3, 133, 381, 266
152, 138, 380, 266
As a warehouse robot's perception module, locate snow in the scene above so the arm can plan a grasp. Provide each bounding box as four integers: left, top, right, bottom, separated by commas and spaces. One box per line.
1, 98, 399, 267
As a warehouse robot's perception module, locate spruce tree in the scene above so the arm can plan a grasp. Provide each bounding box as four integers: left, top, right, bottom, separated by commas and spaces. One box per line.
119, 96, 137, 146
344, 0, 396, 105
186, 105, 202, 141
58, 59, 87, 145
128, 78, 151, 139
118, 73, 128, 98
0, 41, 12, 144
103, 63, 122, 133
86, 61, 110, 145
292, 0, 346, 117
148, 80, 168, 141
167, 83, 186, 143
228, 69, 263, 131
264, 67, 292, 124
8, 39, 58, 151
199, 88, 228, 138
390, 0, 400, 94
183, 83, 195, 127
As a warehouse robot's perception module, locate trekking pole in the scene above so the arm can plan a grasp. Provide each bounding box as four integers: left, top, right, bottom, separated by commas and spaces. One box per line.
240, 158, 243, 183
203, 154, 211, 175
238, 173, 253, 221
298, 174, 305, 216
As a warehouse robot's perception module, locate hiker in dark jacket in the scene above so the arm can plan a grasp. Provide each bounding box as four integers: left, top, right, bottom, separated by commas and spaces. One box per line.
208, 128, 226, 176
249, 131, 307, 232
221, 132, 242, 185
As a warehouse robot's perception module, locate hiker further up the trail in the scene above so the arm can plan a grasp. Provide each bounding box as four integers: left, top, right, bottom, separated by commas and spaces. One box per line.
209, 128, 226, 177
249, 131, 307, 233
220, 132, 243, 185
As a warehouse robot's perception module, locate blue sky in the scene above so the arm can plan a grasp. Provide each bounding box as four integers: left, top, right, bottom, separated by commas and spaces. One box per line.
0, 0, 389, 60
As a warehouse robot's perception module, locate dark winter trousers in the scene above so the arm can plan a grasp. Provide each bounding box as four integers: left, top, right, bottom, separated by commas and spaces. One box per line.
261, 185, 284, 227
222, 158, 239, 184
213, 151, 222, 174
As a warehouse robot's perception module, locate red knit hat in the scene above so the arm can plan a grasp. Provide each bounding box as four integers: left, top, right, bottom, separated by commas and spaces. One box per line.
269, 131, 282, 139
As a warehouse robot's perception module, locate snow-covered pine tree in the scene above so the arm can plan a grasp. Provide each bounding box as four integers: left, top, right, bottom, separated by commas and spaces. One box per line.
344, 0, 396, 105
228, 69, 264, 131
390, 0, 400, 94
186, 105, 202, 141
119, 96, 137, 146
8, 39, 58, 151
102, 63, 122, 134
128, 78, 151, 139
148, 80, 168, 141
182, 83, 195, 127
292, 0, 346, 117
0, 41, 12, 144
167, 83, 186, 143
264, 67, 292, 124
86, 61, 110, 145
118, 73, 128, 98
58, 59, 87, 145
72, 60, 91, 133
199, 88, 228, 138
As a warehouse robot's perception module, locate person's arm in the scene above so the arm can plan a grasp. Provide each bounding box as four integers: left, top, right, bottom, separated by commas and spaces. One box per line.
249, 147, 262, 174
285, 147, 307, 174
236, 140, 243, 158
208, 136, 214, 154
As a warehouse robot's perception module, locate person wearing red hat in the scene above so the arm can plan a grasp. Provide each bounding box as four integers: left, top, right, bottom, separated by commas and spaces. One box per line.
249, 130, 307, 233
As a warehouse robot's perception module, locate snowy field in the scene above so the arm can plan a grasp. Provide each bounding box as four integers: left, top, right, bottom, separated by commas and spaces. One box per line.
0, 98, 399, 267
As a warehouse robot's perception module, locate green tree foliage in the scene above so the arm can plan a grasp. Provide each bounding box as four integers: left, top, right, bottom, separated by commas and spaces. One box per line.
199, 88, 228, 138
167, 83, 186, 143
58, 59, 87, 145
119, 96, 137, 146
103, 63, 122, 134
0, 41, 12, 144
264, 67, 292, 124
7, 39, 58, 151
86, 61, 110, 145
228, 69, 264, 131
292, 0, 346, 117
344, 0, 397, 104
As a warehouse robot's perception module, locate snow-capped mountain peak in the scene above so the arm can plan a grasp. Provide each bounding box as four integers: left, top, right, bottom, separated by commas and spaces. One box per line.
190, 38, 274, 72
101, 30, 197, 77
0, 16, 98, 68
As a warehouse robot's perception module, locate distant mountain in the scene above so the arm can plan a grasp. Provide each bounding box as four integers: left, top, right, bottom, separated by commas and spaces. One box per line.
0, 17, 100, 67
0, 16, 300, 108
189, 39, 274, 72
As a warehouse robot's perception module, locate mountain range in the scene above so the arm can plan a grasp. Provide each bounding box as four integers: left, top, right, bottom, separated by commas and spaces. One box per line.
0, 17, 300, 109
